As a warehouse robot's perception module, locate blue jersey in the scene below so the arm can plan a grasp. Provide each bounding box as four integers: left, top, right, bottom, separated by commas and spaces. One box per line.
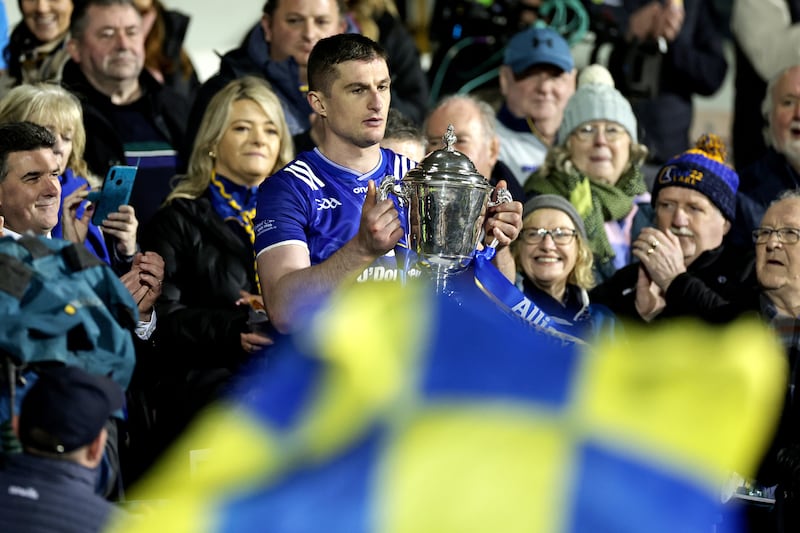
254, 148, 416, 281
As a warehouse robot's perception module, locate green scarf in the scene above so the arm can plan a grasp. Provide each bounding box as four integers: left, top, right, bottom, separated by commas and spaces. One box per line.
525, 164, 647, 265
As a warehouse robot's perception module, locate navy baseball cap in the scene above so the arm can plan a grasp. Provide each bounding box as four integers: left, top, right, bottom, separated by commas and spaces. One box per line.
503, 26, 574, 75
18, 366, 124, 454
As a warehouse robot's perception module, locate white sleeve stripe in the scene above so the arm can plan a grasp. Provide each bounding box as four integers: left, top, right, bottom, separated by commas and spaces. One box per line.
285, 161, 325, 190
256, 240, 309, 257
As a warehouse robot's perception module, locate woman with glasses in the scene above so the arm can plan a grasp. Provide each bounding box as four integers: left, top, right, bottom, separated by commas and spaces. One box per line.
513, 194, 616, 341
524, 64, 651, 283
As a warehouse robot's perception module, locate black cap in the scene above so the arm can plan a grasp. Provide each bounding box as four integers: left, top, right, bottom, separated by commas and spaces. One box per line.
19, 366, 124, 454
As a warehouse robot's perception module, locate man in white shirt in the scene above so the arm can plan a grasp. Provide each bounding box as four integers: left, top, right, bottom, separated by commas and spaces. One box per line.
495, 26, 577, 187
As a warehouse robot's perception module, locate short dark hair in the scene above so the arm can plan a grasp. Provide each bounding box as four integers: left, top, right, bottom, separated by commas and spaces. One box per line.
262, 0, 346, 17
384, 108, 423, 144
307, 33, 388, 95
70, 0, 138, 40
0, 122, 56, 182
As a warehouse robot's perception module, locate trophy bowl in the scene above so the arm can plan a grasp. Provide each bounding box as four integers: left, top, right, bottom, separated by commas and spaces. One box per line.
383, 125, 505, 278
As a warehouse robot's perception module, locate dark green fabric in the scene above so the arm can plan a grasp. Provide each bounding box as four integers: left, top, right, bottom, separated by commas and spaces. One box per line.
525, 164, 647, 266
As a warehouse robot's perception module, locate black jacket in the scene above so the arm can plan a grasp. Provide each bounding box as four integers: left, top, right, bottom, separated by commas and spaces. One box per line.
0, 454, 118, 533
61, 59, 189, 178
138, 195, 264, 446
61, 60, 190, 227
370, 11, 429, 125
587, 0, 728, 162
141, 195, 259, 361
155, 8, 200, 102
590, 243, 755, 322
728, 148, 800, 248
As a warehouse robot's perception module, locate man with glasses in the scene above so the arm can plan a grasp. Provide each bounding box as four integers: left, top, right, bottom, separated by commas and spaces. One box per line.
590, 135, 754, 322
661, 190, 800, 530
424, 94, 525, 201
729, 64, 800, 247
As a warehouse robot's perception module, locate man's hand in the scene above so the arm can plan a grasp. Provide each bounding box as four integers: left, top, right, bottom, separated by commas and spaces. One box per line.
61, 184, 92, 244
240, 331, 275, 354
655, 0, 685, 42
119, 251, 164, 321
627, 1, 662, 41
354, 180, 404, 258
483, 180, 522, 249
634, 265, 666, 322
631, 227, 686, 292
101, 205, 138, 257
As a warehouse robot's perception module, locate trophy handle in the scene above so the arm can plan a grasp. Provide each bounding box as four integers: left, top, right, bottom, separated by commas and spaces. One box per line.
487, 187, 512, 207
378, 174, 408, 206
485, 187, 513, 250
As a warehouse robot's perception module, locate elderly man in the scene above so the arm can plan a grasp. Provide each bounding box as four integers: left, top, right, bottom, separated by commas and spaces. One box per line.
495, 26, 577, 187
425, 93, 525, 201
61, 0, 189, 227
730, 64, 800, 246
743, 192, 800, 531
661, 190, 800, 530
590, 135, 754, 321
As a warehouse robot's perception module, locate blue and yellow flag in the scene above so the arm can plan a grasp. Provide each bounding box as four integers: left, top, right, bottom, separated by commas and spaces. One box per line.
110, 279, 786, 533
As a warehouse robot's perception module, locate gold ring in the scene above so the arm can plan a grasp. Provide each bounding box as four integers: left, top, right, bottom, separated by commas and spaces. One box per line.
647, 247, 655, 256
650, 239, 660, 248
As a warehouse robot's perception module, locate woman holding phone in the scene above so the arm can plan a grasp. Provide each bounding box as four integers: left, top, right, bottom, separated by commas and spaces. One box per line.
139, 76, 294, 453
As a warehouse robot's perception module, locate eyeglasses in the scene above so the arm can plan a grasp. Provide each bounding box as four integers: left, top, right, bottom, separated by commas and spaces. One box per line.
752, 227, 800, 244
520, 227, 577, 245
572, 123, 627, 142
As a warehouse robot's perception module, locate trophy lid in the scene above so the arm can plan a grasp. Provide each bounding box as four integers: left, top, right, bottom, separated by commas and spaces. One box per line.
404, 125, 489, 186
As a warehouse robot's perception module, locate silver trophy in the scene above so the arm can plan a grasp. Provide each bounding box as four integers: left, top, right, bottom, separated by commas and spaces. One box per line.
380, 125, 511, 287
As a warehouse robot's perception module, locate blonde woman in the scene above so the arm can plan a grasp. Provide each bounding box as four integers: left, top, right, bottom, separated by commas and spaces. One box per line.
513, 194, 616, 340
139, 76, 293, 444
0, 82, 138, 268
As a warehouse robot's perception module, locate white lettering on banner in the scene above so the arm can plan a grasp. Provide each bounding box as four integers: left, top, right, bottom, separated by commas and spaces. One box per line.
511, 298, 548, 326
315, 198, 343, 211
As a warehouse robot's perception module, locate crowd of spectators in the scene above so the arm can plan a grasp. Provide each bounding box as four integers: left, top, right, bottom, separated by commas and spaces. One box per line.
0, 0, 799, 531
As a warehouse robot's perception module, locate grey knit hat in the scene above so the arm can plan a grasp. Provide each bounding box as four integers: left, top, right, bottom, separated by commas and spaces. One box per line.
522, 194, 587, 241
557, 64, 638, 145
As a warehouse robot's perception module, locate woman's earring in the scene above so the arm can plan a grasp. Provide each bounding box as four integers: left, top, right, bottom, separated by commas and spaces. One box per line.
208, 150, 216, 159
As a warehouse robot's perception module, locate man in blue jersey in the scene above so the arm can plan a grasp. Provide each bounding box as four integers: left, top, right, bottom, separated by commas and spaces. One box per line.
255, 34, 522, 334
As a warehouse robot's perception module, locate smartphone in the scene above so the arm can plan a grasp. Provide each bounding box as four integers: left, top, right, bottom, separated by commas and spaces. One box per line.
86, 165, 138, 225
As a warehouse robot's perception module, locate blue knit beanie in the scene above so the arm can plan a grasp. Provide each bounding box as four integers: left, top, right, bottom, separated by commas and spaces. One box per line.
651, 134, 739, 221
557, 64, 638, 145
